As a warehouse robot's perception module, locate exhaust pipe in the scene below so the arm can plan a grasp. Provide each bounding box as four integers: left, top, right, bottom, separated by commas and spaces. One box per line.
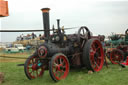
41, 8, 50, 39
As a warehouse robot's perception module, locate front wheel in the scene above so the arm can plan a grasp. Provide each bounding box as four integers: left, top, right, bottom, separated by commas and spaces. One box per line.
24, 54, 45, 80
49, 53, 70, 82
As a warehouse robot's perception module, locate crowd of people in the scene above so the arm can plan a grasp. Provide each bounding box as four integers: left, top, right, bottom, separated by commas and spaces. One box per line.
16, 33, 44, 41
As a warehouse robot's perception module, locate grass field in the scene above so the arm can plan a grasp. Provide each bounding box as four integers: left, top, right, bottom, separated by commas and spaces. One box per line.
0, 50, 34, 62
0, 52, 128, 85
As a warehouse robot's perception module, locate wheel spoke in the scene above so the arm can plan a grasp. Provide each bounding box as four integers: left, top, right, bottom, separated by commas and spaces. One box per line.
82, 29, 84, 34
32, 71, 35, 77
55, 71, 59, 76
118, 56, 122, 61
55, 59, 59, 64
31, 59, 34, 64
60, 58, 62, 64
62, 60, 65, 66
36, 70, 38, 77
91, 60, 96, 68
97, 56, 102, 59
92, 44, 96, 52
29, 70, 34, 74
35, 59, 39, 64
111, 56, 116, 60
94, 61, 99, 68
28, 66, 32, 69
90, 51, 95, 56
53, 63, 58, 68
62, 66, 66, 69
96, 47, 100, 51
59, 71, 64, 78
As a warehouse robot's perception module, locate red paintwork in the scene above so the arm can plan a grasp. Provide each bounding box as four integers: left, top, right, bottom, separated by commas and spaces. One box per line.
110, 50, 124, 64
52, 55, 69, 80
117, 45, 128, 53
26, 56, 44, 79
90, 39, 104, 72
121, 56, 128, 66
38, 46, 48, 58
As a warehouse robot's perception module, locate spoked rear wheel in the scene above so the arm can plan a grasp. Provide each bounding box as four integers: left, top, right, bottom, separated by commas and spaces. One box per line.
83, 39, 104, 72
49, 53, 69, 82
110, 49, 124, 64
24, 54, 45, 80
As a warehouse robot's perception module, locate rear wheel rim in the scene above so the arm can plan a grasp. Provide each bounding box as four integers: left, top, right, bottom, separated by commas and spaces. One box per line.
110, 50, 123, 64
25, 56, 44, 79
51, 55, 69, 80
89, 40, 104, 71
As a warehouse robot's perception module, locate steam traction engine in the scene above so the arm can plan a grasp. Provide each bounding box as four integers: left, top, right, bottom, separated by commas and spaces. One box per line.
106, 29, 128, 64
24, 8, 104, 82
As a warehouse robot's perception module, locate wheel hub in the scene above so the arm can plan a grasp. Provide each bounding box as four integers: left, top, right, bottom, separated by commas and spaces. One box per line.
56, 64, 63, 71
115, 55, 119, 59
32, 64, 38, 70
110, 49, 124, 64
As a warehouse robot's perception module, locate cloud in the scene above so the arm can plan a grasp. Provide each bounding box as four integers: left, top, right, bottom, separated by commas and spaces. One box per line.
1, 0, 128, 42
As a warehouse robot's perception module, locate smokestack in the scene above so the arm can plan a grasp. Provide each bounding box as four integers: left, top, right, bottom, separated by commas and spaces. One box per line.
41, 8, 50, 39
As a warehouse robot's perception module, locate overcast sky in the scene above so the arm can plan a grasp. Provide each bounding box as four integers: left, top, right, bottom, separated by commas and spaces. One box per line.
0, 0, 128, 42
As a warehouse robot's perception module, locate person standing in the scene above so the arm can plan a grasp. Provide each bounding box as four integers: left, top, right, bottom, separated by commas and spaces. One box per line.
32, 33, 35, 39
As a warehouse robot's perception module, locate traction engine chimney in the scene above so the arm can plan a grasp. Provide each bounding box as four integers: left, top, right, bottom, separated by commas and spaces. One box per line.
41, 8, 50, 39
